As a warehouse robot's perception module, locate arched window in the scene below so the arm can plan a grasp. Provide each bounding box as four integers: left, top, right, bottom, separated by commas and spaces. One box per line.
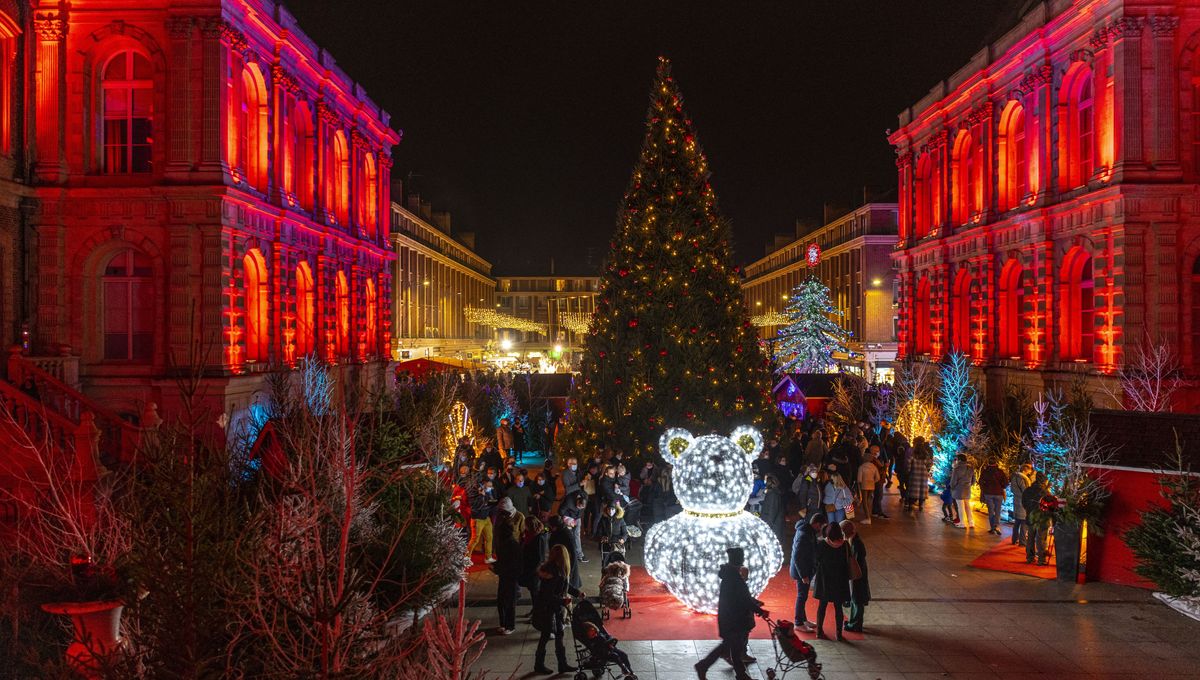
361, 153, 378, 236
1063, 65, 1097, 189
231, 63, 267, 191
293, 102, 314, 210
365, 277, 377, 355
914, 276, 931, 354
281, 101, 295, 199
953, 131, 978, 225
295, 262, 315, 359
102, 50, 153, 174
328, 130, 350, 224
1060, 248, 1095, 361
952, 270, 973, 353
243, 249, 269, 363
915, 155, 933, 237
102, 249, 154, 361
1000, 102, 1027, 211
998, 260, 1024, 358
336, 271, 350, 356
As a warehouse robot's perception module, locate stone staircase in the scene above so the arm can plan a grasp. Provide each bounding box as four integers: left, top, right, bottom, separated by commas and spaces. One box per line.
0, 347, 147, 524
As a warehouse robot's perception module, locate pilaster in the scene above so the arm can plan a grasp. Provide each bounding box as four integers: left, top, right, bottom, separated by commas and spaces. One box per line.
32, 11, 67, 183
166, 16, 196, 176
1109, 16, 1145, 179
1151, 15, 1181, 176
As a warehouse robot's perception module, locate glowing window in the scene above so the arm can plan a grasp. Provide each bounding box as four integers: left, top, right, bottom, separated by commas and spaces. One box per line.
233, 65, 267, 191
952, 271, 972, 353
243, 250, 269, 362
998, 261, 1024, 358
102, 51, 153, 174
914, 276, 931, 354
293, 102, 314, 210
361, 153, 378, 236
1000, 102, 1027, 211
295, 262, 314, 358
102, 249, 154, 361
916, 155, 933, 236
953, 131, 976, 225
329, 131, 350, 224
0, 15, 15, 156
336, 271, 349, 356
365, 277, 377, 355
1191, 256, 1200, 369
1061, 249, 1095, 361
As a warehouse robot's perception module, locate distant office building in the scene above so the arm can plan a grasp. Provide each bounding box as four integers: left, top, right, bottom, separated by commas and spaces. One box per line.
742, 203, 900, 382
390, 196, 496, 360
495, 276, 600, 356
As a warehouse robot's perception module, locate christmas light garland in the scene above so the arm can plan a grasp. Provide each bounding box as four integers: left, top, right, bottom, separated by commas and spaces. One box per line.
559, 311, 593, 335
463, 307, 547, 334
750, 312, 788, 328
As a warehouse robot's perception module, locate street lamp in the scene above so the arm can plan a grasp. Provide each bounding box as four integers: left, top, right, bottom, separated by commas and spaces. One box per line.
500, 338, 513, 351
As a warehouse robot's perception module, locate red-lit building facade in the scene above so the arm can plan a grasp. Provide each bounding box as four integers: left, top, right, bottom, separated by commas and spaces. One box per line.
890, 0, 1200, 408
0, 0, 397, 428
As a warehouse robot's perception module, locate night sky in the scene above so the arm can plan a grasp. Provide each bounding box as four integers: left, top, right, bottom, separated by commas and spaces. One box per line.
283, 1, 1013, 274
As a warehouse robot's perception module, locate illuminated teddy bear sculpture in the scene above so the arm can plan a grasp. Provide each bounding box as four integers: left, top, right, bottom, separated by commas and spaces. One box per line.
643, 426, 783, 614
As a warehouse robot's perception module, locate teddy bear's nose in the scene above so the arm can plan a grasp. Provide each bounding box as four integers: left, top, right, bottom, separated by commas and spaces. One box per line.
709, 455, 722, 466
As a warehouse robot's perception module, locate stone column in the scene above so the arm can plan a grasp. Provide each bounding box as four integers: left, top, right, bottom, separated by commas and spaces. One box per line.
166, 16, 196, 176
1108, 17, 1145, 179
1151, 15, 1181, 174
32, 12, 67, 183
199, 19, 234, 177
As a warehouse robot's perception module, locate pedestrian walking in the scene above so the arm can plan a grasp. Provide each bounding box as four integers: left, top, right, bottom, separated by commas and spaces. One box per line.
841, 520, 870, 632
949, 454, 976, 529
1010, 463, 1033, 545
978, 457, 1009, 535
823, 468, 854, 525
813, 522, 850, 641
694, 547, 766, 680
789, 513, 827, 631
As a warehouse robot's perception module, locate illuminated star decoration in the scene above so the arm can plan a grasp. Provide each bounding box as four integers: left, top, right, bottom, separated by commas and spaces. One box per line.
643, 426, 783, 614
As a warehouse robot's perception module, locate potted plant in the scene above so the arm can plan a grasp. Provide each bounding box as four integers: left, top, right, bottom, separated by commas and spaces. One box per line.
1048, 422, 1112, 583
0, 408, 133, 678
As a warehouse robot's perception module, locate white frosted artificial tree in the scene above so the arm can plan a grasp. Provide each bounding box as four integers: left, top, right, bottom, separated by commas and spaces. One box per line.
776, 277, 853, 374
932, 351, 985, 485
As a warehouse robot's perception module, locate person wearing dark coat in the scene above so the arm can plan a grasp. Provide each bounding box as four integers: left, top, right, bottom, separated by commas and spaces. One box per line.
560, 457, 582, 502
519, 517, 550, 617
479, 443, 503, 476
813, 522, 851, 641
547, 515, 582, 591
840, 520, 870, 632
504, 473, 532, 516
694, 548, 766, 680
493, 504, 525, 634
595, 503, 628, 556
530, 471, 556, 516
760, 475, 787, 544
791, 465, 824, 519
789, 513, 827, 630
530, 545, 581, 674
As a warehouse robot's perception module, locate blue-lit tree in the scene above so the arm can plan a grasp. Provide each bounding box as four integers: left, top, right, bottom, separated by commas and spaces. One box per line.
932, 351, 985, 484
1028, 391, 1070, 491
776, 277, 853, 374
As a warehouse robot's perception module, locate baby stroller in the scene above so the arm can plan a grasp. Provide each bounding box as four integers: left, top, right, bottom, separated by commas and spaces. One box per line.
569, 599, 638, 680
759, 614, 824, 679
598, 551, 632, 621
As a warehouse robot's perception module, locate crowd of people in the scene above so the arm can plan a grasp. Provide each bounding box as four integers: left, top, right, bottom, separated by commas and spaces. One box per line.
447, 413, 1057, 678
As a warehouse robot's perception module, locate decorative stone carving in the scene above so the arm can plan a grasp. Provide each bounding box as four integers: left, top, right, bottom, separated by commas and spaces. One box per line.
33, 13, 67, 41
1068, 48, 1095, 64
1107, 16, 1144, 40
166, 16, 194, 39
1151, 15, 1179, 38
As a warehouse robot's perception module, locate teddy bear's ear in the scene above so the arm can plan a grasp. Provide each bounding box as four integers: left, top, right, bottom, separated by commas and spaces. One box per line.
659, 428, 694, 458
729, 426, 764, 458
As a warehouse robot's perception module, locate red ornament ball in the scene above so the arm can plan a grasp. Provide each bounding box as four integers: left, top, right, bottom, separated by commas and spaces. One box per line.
628, 319, 639, 328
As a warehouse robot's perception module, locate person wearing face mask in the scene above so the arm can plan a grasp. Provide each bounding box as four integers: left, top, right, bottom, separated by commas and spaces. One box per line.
561, 457, 581, 505
468, 479, 498, 563
531, 472, 556, 516
505, 471, 532, 517
595, 502, 628, 561
791, 464, 824, 520
581, 464, 599, 536
559, 492, 589, 563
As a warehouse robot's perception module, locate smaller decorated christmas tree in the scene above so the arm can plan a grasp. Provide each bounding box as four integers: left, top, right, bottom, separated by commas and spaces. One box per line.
776, 277, 853, 374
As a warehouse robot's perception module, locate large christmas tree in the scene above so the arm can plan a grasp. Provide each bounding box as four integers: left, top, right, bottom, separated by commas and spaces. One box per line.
776, 277, 852, 374
563, 58, 775, 460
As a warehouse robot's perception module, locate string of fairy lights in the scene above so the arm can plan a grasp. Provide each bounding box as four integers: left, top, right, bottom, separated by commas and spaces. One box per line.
558, 311, 593, 335
750, 312, 788, 328
463, 307, 547, 334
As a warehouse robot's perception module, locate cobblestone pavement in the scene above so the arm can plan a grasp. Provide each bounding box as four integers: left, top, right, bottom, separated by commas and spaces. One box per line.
465, 486, 1200, 679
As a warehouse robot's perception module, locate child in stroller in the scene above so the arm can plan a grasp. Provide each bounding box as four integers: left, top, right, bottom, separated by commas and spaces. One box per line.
570, 599, 637, 679
598, 551, 632, 619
